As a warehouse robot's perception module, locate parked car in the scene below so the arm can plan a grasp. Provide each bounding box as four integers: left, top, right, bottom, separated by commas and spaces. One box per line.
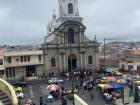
114, 71, 122, 76
8, 80, 27, 87
105, 68, 114, 73
48, 78, 64, 84
13, 86, 23, 93
16, 92, 24, 99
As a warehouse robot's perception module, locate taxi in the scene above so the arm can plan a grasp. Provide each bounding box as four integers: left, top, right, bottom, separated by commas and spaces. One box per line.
13, 86, 23, 93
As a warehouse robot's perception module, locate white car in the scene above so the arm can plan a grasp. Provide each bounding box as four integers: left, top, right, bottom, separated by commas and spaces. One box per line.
16, 92, 24, 98
48, 78, 64, 84
114, 71, 122, 76
106, 68, 114, 73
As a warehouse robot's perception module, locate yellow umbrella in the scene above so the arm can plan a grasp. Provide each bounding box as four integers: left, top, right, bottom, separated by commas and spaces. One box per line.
102, 77, 106, 79
98, 84, 106, 87
117, 79, 127, 84
135, 80, 140, 84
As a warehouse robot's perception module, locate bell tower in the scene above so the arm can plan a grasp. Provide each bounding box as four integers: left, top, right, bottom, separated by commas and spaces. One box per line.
58, 0, 82, 23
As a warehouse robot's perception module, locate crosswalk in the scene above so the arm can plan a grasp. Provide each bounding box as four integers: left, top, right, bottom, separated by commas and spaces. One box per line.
40, 84, 50, 96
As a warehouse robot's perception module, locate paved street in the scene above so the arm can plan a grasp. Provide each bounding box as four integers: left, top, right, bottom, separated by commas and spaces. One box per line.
21, 79, 107, 105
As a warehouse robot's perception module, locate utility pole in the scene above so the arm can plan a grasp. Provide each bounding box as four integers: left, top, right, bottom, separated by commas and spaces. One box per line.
104, 37, 106, 67
103, 37, 116, 68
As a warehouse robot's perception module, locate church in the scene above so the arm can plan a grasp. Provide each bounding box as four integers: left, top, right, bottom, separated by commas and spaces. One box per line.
42, 0, 99, 76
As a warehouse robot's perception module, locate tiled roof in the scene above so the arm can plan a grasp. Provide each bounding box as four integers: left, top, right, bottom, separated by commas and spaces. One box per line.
0, 49, 5, 56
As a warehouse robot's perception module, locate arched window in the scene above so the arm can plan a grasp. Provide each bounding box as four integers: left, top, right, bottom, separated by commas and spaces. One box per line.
68, 3, 73, 14
51, 58, 56, 67
68, 28, 74, 43
88, 55, 93, 64
122, 64, 125, 69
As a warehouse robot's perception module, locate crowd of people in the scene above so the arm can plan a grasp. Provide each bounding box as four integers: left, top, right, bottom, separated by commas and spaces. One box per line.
22, 67, 140, 105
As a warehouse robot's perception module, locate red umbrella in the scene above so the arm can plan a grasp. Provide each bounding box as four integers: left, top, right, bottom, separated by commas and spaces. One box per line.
47, 84, 60, 91
102, 85, 112, 90
106, 77, 116, 82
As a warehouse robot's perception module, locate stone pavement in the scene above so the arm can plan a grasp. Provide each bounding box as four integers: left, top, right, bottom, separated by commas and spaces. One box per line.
77, 89, 106, 105
47, 100, 73, 105
115, 97, 140, 105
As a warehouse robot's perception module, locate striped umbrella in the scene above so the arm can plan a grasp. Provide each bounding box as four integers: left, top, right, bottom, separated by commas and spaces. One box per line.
47, 84, 60, 91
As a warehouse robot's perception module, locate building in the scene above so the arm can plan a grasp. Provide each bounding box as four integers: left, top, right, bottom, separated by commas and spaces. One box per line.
4, 50, 43, 80
99, 43, 121, 68
119, 59, 140, 72
42, 0, 99, 76
0, 49, 5, 78
119, 49, 140, 73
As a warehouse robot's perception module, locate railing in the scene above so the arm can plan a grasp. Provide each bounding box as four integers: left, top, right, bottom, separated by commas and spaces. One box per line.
74, 94, 88, 105
0, 78, 18, 105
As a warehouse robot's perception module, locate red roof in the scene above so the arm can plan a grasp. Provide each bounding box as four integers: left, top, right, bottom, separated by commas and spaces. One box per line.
0, 49, 5, 56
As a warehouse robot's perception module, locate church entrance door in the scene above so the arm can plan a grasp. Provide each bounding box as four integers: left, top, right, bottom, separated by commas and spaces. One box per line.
68, 54, 77, 71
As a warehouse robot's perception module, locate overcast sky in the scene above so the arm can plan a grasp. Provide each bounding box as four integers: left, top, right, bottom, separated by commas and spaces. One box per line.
0, 0, 140, 45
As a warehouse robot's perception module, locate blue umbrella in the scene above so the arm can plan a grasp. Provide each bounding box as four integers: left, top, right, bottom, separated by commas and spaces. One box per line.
108, 83, 123, 90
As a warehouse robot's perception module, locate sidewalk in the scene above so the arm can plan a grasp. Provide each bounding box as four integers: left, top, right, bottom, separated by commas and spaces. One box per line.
115, 97, 140, 105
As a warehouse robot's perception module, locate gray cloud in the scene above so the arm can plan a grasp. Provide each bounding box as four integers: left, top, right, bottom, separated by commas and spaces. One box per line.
0, 0, 140, 45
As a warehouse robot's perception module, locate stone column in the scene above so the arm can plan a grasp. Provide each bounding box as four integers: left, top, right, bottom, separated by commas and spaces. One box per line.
79, 31, 82, 43
95, 53, 99, 70
58, 35, 60, 44
63, 54, 66, 71
84, 52, 86, 70
59, 54, 62, 74
45, 55, 48, 74
83, 32, 85, 43
80, 53, 83, 70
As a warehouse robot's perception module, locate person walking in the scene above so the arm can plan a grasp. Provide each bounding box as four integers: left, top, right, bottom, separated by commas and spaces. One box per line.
61, 95, 67, 105
90, 92, 93, 100
39, 97, 43, 105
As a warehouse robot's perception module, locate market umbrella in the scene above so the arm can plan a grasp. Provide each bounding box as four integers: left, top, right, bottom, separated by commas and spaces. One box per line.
47, 84, 60, 91
108, 83, 123, 90
135, 80, 140, 84
117, 79, 127, 84
106, 77, 116, 82
123, 74, 131, 81
98, 84, 112, 90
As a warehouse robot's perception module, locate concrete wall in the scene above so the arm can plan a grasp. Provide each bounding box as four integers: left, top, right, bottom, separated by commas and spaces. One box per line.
5, 65, 44, 80
4, 50, 43, 67
120, 61, 138, 71
0, 56, 4, 70
3, 50, 44, 80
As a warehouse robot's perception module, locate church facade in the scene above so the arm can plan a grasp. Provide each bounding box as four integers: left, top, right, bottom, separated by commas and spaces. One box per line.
42, 0, 99, 76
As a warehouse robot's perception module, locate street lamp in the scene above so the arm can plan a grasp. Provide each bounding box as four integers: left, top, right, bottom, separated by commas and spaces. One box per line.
132, 53, 136, 100
46, 30, 75, 105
